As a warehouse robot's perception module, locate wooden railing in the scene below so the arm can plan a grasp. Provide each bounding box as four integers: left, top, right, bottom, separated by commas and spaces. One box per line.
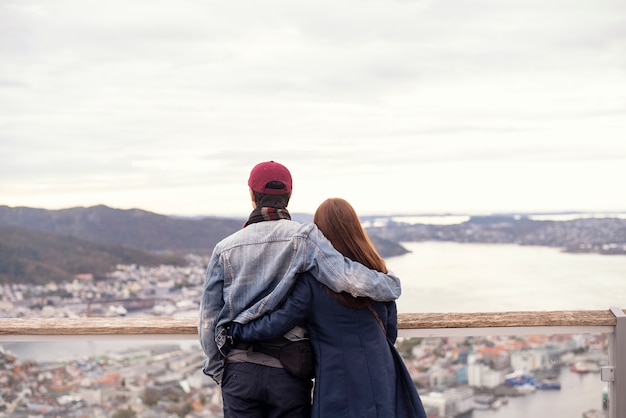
1, 308, 624, 417
0, 309, 618, 337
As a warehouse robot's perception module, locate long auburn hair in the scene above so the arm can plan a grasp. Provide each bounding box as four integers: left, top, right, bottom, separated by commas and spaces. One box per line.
314, 198, 388, 308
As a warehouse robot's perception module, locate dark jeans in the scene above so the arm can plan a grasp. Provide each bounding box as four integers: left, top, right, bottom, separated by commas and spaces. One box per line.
221, 362, 312, 418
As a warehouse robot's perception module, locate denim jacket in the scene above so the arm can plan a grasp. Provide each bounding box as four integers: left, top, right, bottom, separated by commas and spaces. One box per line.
198, 219, 402, 384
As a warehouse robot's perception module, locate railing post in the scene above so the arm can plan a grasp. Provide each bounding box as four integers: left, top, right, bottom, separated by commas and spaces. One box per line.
608, 307, 625, 418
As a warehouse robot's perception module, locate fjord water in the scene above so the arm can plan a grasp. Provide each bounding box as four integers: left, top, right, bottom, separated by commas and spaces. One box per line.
389, 241, 626, 314
388, 241, 621, 416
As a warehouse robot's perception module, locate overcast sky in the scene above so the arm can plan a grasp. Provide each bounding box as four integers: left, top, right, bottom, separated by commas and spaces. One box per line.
1, 0, 625, 218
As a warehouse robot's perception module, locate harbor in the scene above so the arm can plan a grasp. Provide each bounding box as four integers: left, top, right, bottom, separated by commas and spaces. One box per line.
472, 366, 607, 418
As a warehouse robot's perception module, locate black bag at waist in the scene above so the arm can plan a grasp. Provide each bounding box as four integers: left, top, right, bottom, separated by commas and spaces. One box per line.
230, 338, 284, 357
233, 337, 315, 379
251, 338, 287, 359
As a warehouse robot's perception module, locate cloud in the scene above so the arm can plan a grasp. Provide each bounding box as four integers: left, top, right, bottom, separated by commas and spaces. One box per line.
0, 0, 625, 215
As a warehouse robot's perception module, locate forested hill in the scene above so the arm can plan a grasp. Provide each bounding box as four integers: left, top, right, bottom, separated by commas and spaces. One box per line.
0, 225, 186, 285
0, 205, 408, 258
0, 205, 244, 254
0, 205, 409, 285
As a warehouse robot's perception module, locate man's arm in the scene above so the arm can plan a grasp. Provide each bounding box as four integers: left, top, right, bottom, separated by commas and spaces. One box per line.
304, 225, 402, 301
198, 253, 226, 384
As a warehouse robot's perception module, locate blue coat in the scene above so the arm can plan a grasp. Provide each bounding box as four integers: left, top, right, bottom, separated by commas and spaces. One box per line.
231, 273, 427, 418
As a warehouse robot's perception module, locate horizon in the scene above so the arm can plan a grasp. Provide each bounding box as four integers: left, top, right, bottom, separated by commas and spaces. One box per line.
1, 0, 625, 217
3, 202, 626, 223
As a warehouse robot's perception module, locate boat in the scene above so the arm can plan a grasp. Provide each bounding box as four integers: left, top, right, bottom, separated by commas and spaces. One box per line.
108, 305, 128, 316
536, 379, 561, 390
504, 371, 536, 387
515, 384, 536, 394
570, 361, 600, 373
473, 395, 495, 410
472, 401, 490, 410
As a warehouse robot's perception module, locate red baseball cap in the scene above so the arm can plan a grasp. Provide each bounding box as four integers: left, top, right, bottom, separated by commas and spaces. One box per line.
248, 161, 293, 195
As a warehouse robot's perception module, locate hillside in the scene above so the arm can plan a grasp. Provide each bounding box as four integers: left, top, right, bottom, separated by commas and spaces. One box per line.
0, 205, 408, 258
368, 235, 409, 258
0, 205, 244, 254
0, 225, 186, 285
367, 215, 626, 255
0, 205, 409, 285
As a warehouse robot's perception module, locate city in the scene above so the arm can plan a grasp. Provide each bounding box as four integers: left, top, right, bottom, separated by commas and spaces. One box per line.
0, 255, 609, 417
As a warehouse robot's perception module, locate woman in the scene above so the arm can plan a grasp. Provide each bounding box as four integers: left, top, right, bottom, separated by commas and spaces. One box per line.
230, 198, 426, 418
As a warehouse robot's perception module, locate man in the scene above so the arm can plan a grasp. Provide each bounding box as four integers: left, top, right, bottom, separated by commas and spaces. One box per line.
199, 160, 402, 417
